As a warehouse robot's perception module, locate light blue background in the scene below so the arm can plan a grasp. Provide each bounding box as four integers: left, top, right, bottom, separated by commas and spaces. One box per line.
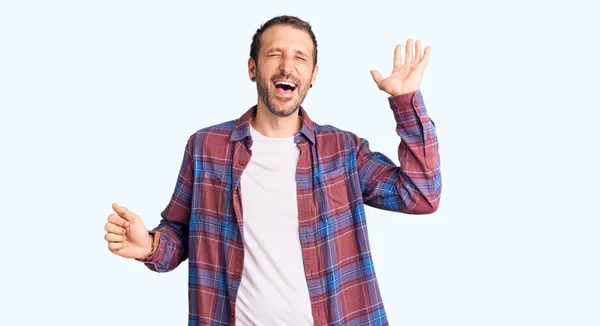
1, 0, 598, 325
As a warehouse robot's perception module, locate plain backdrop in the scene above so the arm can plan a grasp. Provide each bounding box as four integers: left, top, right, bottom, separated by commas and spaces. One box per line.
1, 0, 598, 325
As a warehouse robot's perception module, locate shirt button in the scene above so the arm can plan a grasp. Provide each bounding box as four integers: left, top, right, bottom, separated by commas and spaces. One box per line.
230, 312, 235, 317
213, 178, 221, 185
234, 272, 241, 279
239, 159, 247, 166
413, 100, 419, 107
426, 133, 432, 140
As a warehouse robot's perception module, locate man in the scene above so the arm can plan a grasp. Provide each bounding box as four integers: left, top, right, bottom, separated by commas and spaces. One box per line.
104, 15, 441, 326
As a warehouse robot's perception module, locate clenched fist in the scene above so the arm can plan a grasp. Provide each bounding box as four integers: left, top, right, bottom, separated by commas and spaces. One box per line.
104, 203, 153, 260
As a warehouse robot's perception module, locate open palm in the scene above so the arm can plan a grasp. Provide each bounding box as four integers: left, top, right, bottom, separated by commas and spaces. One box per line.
371, 39, 430, 96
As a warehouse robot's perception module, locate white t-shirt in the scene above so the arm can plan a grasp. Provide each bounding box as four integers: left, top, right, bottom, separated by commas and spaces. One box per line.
235, 123, 314, 325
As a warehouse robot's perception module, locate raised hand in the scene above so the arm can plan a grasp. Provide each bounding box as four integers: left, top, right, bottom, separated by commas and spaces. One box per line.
370, 39, 430, 96
104, 203, 153, 260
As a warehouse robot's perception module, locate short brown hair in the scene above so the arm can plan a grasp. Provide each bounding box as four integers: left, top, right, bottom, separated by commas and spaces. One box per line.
250, 15, 318, 68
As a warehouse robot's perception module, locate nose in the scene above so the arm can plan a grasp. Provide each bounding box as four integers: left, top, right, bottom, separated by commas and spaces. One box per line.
279, 56, 294, 76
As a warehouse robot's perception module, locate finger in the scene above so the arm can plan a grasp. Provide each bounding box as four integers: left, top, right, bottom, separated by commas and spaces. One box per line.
107, 213, 129, 228
112, 202, 136, 222
108, 242, 124, 251
105, 222, 126, 235
414, 40, 422, 64
370, 70, 383, 87
420, 46, 431, 68
405, 39, 414, 65
393, 44, 402, 67
105, 233, 124, 242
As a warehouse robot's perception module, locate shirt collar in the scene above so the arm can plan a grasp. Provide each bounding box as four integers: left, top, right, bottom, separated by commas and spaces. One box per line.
230, 105, 316, 145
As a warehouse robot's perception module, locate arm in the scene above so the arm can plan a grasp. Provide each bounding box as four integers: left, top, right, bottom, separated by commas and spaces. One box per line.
357, 89, 441, 214
137, 135, 195, 272
362, 39, 440, 213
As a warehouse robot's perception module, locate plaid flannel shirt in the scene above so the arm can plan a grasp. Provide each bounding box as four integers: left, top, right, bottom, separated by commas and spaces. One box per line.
141, 89, 441, 325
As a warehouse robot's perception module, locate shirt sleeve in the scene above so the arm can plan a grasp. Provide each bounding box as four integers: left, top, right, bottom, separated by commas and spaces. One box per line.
356, 89, 441, 214
136, 135, 194, 271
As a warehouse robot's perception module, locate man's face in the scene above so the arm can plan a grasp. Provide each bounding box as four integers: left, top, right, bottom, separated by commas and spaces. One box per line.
250, 25, 318, 117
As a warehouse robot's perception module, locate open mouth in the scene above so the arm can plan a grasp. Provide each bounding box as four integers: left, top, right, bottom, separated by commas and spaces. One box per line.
273, 80, 297, 95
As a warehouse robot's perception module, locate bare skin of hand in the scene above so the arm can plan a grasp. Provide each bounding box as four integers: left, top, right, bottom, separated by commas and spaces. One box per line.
104, 203, 152, 260
370, 39, 431, 96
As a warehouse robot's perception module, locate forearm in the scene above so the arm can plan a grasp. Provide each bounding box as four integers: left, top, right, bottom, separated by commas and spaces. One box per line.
138, 219, 189, 272
389, 89, 441, 212
137, 135, 194, 271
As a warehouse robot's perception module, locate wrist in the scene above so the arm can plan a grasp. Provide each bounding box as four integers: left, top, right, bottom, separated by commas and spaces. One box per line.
137, 232, 159, 260
147, 231, 160, 256
390, 88, 417, 97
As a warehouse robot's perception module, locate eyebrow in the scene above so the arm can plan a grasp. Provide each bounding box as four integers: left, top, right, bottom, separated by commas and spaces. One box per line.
267, 48, 309, 58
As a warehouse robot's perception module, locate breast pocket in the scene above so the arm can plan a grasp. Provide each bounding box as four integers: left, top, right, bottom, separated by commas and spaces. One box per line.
320, 165, 352, 218
196, 170, 229, 220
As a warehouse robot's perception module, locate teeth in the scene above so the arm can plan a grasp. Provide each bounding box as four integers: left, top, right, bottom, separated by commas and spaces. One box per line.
276, 81, 297, 88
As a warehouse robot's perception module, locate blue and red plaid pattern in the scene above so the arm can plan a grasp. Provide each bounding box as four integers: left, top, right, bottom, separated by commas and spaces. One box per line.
141, 89, 441, 325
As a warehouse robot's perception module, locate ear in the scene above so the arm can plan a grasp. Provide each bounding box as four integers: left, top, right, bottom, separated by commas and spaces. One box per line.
310, 64, 319, 87
248, 57, 256, 81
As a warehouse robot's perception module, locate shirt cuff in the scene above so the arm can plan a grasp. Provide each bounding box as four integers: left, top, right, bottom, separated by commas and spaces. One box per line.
135, 231, 161, 263
388, 89, 427, 118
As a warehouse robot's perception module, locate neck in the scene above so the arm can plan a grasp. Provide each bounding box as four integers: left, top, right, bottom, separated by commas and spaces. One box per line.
251, 104, 302, 138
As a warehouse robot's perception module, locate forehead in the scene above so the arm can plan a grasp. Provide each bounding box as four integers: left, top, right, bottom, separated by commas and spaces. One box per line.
260, 25, 314, 54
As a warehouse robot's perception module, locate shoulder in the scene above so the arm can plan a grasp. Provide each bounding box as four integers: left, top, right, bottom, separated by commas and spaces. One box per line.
313, 122, 361, 148
183, 119, 237, 150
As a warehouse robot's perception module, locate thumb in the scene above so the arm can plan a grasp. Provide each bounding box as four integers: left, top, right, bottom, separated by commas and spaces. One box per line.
370, 70, 383, 88
112, 202, 137, 222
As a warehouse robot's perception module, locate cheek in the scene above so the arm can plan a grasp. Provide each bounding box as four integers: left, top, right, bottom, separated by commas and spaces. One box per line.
302, 74, 314, 88
301, 68, 314, 80
256, 72, 271, 86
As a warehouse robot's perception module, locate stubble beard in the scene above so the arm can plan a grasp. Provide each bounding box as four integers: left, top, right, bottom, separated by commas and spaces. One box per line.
256, 69, 311, 118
